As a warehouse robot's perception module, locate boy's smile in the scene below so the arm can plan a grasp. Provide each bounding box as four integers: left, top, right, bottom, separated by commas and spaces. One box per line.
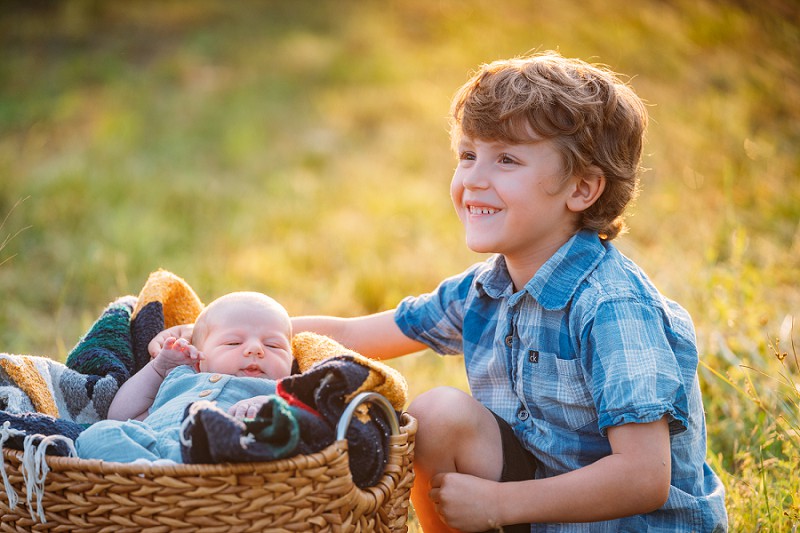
468, 204, 500, 215
451, 135, 582, 284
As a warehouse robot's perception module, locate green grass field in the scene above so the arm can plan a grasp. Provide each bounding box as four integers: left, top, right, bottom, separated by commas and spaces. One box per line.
1, 1, 799, 529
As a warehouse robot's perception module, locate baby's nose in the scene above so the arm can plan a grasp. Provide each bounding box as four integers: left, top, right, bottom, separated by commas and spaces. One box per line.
244, 342, 265, 358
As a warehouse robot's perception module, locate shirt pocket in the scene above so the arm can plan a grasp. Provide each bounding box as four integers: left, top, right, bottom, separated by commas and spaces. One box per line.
519, 351, 598, 431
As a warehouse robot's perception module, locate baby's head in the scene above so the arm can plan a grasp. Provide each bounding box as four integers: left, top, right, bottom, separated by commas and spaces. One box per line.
450, 51, 648, 240
191, 291, 293, 379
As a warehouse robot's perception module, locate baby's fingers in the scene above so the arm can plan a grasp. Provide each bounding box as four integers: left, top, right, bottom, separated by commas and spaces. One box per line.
191, 350, 206, 362
228, 401, 251, 418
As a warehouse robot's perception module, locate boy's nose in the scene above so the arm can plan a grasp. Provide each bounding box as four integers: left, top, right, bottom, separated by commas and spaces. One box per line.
460, 165, 489, 190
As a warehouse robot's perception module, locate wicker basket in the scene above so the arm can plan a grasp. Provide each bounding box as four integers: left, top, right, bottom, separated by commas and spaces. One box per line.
0, 393, 416, 533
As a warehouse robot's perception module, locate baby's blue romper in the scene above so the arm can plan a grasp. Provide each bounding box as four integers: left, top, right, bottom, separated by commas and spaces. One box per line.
75, 365, 277, 462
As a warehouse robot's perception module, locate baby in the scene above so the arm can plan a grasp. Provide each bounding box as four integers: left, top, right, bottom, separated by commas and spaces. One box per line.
75, 291, 293, 463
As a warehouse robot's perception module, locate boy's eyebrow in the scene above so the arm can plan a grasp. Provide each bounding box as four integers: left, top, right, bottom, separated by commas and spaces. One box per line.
458, 137, 545, 151
456, 137, 475, 149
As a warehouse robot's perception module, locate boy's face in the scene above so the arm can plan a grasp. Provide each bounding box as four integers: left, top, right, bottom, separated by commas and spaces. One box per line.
451, 135, 581, 265
196, 300, 293, 379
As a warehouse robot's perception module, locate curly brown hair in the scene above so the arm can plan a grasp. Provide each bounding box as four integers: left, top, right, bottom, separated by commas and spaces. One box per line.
450, 51, 648, 240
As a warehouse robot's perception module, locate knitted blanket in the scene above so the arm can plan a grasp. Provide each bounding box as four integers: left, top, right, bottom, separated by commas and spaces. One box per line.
1, 270, 409, 481
0, 270, 204, 453
180, 332, 408, 488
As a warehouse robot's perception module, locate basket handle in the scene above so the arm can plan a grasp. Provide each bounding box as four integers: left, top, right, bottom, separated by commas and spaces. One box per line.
335, 392, 400, 441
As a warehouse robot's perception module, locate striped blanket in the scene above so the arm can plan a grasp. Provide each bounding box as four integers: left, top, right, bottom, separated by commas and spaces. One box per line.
0, 270, 204, 442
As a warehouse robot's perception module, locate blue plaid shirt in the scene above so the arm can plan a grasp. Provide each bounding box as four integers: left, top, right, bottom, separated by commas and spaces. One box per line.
395, 230, 727, 532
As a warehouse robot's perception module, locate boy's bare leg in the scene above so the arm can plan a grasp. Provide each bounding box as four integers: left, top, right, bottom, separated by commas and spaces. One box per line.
407, 386, 503, 533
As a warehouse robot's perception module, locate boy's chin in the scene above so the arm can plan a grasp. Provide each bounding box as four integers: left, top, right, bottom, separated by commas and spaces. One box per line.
464, 238, 497, 255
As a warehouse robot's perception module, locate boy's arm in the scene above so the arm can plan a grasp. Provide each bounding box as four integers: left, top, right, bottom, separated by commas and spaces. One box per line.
430, 417, 671, 530
292, 309, 428, 360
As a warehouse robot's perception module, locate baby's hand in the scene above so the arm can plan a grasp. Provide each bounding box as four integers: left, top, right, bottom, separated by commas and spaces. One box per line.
148, 324, 194, 358
152, 337, 204, 377
228, 395, 272, 419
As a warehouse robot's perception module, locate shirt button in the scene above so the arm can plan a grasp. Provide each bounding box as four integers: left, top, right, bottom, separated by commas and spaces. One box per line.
208, 374, 222, 383
505, 335, 513, 347
517, 409, 529, 421
198, 389, 213, 397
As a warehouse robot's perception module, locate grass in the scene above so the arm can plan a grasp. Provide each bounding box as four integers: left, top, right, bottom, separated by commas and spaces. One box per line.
1, 0, 799, 529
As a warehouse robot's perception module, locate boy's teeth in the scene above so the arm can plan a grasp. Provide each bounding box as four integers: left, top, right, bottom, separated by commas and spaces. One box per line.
470, 206, 497, 215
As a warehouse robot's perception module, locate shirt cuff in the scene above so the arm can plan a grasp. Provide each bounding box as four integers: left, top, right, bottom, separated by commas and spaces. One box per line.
598, 404, 688, 436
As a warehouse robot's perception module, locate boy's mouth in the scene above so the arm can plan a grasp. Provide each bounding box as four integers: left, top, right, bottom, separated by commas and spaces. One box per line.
468, 205, 499, 215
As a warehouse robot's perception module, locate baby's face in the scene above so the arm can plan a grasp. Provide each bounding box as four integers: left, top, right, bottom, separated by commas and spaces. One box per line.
196, 300, 292, 379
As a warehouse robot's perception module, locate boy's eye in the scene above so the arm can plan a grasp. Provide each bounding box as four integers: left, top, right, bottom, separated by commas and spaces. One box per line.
459, 151, 476, 161
499, 154, 517, 164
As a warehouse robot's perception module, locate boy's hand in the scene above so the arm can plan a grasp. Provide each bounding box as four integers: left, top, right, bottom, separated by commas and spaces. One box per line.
152, 336, 204, 378
148, 324, 194, 358
228, 395, 272, 419
429, 472, 503, 532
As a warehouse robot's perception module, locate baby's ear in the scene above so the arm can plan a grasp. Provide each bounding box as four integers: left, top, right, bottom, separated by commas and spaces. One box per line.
566, 166, 605, 212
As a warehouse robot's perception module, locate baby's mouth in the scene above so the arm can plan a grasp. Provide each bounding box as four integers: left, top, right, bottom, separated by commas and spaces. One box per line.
242, 364, 264, 377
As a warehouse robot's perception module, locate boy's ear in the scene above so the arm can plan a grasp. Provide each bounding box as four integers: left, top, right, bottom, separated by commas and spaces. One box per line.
566, 166, 606, 213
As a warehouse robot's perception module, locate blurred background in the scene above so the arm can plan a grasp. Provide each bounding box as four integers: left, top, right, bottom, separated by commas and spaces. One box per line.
1, 0, 798, 528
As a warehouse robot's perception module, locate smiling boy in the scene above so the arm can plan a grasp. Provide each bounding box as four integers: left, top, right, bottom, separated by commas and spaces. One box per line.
291, 51, 727, 532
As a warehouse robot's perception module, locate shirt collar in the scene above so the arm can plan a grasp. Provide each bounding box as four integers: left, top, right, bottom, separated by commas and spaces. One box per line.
525, 230, 607, 310
474, 255, 515, 299
475, 230, 607, 310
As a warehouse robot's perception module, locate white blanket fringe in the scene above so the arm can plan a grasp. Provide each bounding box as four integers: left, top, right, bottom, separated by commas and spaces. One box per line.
0, 421, 77, 523
0, 421, 23, 511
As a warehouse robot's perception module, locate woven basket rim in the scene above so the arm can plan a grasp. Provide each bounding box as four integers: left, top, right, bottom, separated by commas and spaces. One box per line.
2, 412, 417, 479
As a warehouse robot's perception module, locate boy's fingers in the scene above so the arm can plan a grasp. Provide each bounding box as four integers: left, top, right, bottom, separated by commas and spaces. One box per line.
149, 334, 167, 356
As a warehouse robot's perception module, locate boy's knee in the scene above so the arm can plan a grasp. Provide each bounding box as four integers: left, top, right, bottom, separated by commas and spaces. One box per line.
408, 386, 481, 435
408, 387, 504, 479
409, 386, 468, 416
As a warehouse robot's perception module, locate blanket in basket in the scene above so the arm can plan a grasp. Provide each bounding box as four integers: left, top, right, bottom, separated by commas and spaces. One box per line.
0, 269, 204, 453
180, 334, 408, 487
1, 270, 409, 474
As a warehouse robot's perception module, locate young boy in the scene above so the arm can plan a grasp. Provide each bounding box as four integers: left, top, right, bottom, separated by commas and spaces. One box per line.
291, 52, 727, 531
76, 291, 293, 462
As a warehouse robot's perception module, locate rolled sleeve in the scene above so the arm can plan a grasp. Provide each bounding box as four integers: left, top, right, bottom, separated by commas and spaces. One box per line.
394, 267, 486, 355
586, 299, 690, 436
395, 293, 464, 355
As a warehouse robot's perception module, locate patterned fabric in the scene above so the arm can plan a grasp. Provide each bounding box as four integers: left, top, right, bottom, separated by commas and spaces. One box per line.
130, 269, 205, 370
395, 230, 727, 532
182, 334, 406, 489
0, 270, 204, 444
291, 332, 407, 411
0, 297, 134, 424
278, 355, 397, 488
0, 411, 83, 456
180, 396, 331, 465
